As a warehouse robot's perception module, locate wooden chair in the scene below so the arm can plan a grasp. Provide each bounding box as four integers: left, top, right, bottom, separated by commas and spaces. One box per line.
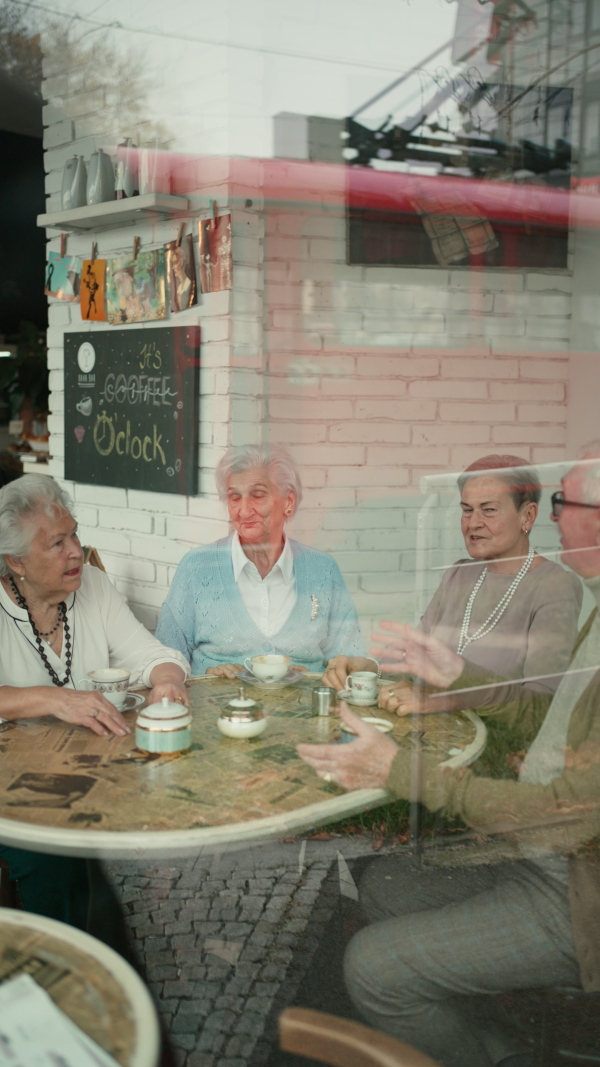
279, 1008, 442, 1067
82, 546, 106, 571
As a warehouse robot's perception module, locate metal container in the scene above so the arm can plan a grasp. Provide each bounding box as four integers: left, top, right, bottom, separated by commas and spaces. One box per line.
135, 696, 192, 755
217, 687, 266, 739
311, 686, 336, 717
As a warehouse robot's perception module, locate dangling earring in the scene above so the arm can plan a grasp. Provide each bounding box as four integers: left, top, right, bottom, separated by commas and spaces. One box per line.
19, 575, 25, 581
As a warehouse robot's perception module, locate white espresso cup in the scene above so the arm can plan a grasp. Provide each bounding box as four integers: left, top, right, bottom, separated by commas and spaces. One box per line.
346, 671, 378, 705
244, 654, 290, 683
78, 668, 131, 709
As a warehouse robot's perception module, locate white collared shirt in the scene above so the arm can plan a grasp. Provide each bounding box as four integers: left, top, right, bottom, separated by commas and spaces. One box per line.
231, 532, 297, 637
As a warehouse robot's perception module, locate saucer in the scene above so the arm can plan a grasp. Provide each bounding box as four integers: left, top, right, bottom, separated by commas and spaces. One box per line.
121, 692, 145, 711
338, 690, 377, 708
238, 667, 305, 690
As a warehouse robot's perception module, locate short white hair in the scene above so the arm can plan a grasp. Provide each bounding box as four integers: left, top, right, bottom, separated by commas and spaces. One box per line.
570, 444, 600, 506
215, 445, 303, 518
0, 475, 74, 577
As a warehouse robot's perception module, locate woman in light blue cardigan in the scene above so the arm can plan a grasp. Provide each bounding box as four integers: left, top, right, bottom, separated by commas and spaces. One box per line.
156, 445, 373, 677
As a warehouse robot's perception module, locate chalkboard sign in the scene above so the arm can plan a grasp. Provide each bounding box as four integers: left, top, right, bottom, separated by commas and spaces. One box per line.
64, 327, 200, 495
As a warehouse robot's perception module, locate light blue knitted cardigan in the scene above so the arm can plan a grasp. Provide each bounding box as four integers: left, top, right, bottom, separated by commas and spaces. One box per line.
156, 536, 366, 675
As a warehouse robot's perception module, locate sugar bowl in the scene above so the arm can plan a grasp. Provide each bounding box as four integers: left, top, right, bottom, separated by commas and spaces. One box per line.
217, 687, 266, 740
135, 696, 192, 755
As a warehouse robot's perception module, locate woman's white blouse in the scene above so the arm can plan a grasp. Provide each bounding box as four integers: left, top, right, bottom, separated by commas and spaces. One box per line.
231, 533, 297, 637
0, 566, 189, 691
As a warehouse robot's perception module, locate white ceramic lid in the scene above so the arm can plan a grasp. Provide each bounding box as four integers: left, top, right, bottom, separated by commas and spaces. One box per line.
141, 696, 189, 720
227, 687, 258, 709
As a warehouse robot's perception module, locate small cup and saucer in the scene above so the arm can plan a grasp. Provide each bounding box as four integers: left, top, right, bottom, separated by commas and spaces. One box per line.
238, 654, 304, 690
77, 668, 145, 711
338, 670, 378, 707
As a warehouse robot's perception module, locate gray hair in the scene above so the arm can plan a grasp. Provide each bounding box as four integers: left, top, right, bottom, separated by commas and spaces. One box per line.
215, 445, 303, 518
0, 475, 75, 577
457, 454, 541, 510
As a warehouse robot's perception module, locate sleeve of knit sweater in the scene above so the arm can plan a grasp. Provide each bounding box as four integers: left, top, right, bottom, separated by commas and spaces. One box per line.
321, 560, 367, 661
155, 553, 197, 663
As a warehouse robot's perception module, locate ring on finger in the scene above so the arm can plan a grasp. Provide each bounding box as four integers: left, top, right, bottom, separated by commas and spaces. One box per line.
90, 710, 99, 718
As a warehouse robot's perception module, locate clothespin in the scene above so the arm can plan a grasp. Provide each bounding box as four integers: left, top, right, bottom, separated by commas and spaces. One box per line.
133, 236, 141, 260
177, 223, 185, 247
211, 199, 217, 230
60, 232, 68, 259
91, 241, 98, 264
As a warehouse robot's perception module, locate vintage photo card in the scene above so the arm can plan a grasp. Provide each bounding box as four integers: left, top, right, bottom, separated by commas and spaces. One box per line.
105, 249, 167, 325
79, 259, 106, 321
44, 251, 81, 302
198, 214, 232, 293
165, 234, 197, 312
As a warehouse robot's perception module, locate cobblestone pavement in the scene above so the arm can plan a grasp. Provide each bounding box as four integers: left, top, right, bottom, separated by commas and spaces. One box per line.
106, 838, 386, 1067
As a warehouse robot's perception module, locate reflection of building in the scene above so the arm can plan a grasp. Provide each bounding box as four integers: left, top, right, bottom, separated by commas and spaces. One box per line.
35, 0, 600, 640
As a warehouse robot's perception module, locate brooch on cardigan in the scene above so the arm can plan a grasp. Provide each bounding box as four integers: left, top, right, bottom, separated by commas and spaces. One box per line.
310, 595, 319, 620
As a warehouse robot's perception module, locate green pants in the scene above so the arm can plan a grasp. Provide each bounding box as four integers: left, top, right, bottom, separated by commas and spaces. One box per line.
0, 845, 89, 929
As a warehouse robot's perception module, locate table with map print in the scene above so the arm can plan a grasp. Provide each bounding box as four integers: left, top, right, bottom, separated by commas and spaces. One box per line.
0, 675, 486, 858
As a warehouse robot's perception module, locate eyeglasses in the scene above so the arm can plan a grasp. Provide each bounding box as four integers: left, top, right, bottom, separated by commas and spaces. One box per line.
551, 491, 600, 518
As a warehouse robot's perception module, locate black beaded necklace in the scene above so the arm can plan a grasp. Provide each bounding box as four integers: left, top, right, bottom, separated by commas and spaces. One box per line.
9, 576, 72, 687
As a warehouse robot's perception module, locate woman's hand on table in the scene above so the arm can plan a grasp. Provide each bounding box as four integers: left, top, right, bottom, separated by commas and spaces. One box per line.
297, 703, 397, 791
206, 663, 244, 679
322, 656, 378, 692
378, 681, 445, 716
371, 622, 464, 689
148, 680, 190, 707
46, 689, 131, 738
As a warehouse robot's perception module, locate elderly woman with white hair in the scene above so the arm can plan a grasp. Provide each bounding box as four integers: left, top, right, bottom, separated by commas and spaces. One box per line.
0, 474, 190, 730
156, 444, 372, 676
0, 474, 189, 941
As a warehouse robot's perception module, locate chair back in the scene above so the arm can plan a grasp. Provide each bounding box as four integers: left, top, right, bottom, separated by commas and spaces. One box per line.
279, 1008, 442, 1067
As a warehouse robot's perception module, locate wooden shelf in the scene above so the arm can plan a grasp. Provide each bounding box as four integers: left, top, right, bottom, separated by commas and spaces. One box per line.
37, 193, 190, 233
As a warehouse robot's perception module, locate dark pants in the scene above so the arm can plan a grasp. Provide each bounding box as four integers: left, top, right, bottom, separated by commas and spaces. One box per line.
0, 845, 137, 964
344, 855, 581, 1067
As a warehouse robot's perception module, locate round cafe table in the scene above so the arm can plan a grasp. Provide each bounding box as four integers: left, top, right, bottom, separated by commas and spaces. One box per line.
0, 906, 160, 1066
0, 675, 485, 859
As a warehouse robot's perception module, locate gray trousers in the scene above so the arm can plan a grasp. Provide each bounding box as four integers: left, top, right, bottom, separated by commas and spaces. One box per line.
343, 855, 581, 1067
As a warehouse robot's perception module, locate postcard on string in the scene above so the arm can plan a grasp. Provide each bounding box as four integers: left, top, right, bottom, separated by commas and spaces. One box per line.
165, 234, 198, 312
198, 214, 232, 293
80, 259, 107, 321
44, 251, 81, 301
105, 249, 166, 325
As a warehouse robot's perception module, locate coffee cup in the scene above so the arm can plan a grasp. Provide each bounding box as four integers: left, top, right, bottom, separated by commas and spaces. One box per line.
346, 671, 378, 705
76, 396, 92, 416
78, 667, 131, 708
340, 717, 394, 743
244, 654, 290, 683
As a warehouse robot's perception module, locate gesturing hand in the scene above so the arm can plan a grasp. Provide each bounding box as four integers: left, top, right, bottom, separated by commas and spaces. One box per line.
297, 703, 397, 791
371, 622, 464, 689
45, 688, 131, 738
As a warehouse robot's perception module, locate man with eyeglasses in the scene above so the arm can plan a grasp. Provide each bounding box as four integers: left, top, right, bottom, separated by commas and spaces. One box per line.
298, 455, 600, 1067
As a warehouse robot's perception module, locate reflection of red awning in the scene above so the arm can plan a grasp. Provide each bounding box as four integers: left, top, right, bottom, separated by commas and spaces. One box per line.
162, 153, 600, 229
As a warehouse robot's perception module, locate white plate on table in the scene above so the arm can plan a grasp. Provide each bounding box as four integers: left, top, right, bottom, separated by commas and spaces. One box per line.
237, 668, 305, 690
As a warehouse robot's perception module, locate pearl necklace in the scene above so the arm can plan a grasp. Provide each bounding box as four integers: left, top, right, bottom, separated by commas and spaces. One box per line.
456, 545, 535, 656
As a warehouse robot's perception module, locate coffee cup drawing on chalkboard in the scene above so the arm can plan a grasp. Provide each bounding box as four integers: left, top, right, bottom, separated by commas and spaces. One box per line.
76, 396, 93, 417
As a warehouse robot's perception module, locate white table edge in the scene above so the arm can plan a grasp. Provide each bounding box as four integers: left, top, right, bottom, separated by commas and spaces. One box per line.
0, 906, 160, 1067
